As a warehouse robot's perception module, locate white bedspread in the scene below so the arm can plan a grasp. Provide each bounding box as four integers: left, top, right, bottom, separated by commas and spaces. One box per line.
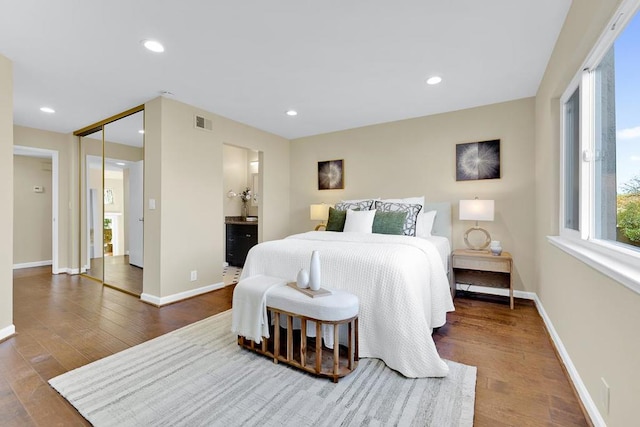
240, 231, 455, 378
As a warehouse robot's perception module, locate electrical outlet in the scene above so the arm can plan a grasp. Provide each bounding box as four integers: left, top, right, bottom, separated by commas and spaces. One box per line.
190, 270, 197, 281
600, 377, 610, 415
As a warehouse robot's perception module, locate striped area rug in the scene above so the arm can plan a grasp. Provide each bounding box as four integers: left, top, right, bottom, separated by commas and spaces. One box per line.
49, 310, 476, 426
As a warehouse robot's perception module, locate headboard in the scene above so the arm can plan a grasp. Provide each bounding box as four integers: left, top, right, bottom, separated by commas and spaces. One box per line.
422, 202, 452, 244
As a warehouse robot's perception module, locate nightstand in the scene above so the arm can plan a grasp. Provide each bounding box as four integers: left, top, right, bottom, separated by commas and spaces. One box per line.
452, 249, 514, 309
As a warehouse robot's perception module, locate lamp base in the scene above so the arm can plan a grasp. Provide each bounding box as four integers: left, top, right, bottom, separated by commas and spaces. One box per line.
463, 227, 491, 250
314, 222, 326, 231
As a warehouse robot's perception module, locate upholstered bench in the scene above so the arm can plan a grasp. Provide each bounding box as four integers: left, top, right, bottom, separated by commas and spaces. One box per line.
236, 278, 359, 382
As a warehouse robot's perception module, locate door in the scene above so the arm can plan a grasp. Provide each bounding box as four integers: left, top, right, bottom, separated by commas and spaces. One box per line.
76, 107, 144, 296
80, 134, 104, 281
128, 160, 144, 267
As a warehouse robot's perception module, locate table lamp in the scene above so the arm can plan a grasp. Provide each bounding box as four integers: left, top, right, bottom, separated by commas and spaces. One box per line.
459, 198, 494, 251
310, 203, 330, 231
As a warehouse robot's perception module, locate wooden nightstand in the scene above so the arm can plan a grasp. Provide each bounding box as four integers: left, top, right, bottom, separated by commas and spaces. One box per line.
452, 249, 514, 309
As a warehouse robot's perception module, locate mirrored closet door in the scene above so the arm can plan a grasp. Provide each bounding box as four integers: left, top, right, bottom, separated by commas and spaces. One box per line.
79, 129, 104, 283
76, 107, 144, 296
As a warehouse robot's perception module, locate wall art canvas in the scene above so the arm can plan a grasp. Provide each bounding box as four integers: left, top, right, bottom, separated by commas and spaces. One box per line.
456, 139, 501, 181
318, 159, 344, 190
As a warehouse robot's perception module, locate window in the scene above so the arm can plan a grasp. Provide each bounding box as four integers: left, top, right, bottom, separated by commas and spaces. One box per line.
563, 87, 580, 233
554, 0, 640, 294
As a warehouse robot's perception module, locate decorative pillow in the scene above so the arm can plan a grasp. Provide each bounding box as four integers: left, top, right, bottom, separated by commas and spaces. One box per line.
326, 207, 348, 232
379, 196, 424, 209
416, 210, 437, 238
343, 209, 376, 233
334, 199, 376, 211
372, 211, 407, 235
374, 201, 422, 236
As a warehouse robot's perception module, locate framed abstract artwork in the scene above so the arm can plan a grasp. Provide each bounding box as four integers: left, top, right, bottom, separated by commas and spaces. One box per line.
318, 159, 344, 190
456, 139, 500, 181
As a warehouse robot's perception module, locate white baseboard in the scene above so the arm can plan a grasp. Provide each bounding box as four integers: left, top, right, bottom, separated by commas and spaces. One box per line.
456, 283, 603, 426
141, 282, 225, 306
532, 295, 605, 427
13, 260, 52, 270
0, 324, 15, 341
455, 283, 536, 300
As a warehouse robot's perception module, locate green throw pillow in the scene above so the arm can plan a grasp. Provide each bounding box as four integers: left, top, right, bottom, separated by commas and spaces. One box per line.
372, 211, 407, 235
326, 207, 348, 231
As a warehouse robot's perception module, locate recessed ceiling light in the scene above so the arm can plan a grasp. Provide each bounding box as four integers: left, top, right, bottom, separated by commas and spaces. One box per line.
116, 162, 126, 166
142, 39, 165, 53
138, 129, 145, 134
40, 107, 55, 113
426, 76, 442, 85
286, 110, 298, 116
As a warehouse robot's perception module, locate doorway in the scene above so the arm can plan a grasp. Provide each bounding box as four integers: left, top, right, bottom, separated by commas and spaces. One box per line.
76, 107, 145, 296
222, 145, 261, 278
12, 146, 59, 273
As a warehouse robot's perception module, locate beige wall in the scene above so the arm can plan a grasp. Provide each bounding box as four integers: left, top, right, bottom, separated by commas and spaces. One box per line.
13, 155, 52, 264
291, 98, 536, 292
535, 0, 639, 425
0, 54, 13, 336
143, 97, 290, 299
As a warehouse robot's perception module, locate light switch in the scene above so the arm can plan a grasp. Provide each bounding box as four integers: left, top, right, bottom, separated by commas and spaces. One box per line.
149, 199, 156, 210
33, 185, 44, 193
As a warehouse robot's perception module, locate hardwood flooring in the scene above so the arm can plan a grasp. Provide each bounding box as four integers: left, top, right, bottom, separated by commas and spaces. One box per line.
1, 267, 588, 426
434, 292, 589, 426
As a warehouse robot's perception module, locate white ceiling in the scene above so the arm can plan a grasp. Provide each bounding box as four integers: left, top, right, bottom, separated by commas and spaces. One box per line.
1, 0, 571, 140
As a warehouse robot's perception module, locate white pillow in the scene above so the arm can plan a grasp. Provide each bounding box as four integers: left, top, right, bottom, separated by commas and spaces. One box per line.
343, 209, 376, 233
380, 196, 425, 209
416, 210, 437, 238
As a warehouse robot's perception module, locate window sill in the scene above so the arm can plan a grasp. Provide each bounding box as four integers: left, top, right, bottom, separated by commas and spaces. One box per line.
547, 236, 640, 295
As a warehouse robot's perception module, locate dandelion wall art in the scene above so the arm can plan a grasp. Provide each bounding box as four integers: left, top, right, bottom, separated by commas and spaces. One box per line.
318, 159, 344, 190
456, 140, 501, 181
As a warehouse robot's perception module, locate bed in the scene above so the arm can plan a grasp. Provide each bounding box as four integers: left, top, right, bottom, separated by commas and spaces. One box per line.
239, 202, 454, 378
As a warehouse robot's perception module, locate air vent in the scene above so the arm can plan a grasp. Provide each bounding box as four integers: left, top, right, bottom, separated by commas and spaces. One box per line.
194, 115, 213, 131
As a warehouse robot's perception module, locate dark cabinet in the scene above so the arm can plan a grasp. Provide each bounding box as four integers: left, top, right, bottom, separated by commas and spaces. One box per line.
226, 223, 258, 267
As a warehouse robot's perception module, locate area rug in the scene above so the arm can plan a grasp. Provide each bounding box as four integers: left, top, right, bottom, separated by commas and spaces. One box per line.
49, 310, 476, 426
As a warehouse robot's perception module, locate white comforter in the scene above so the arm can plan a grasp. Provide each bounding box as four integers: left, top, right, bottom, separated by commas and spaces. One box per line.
240, 231, 455, 378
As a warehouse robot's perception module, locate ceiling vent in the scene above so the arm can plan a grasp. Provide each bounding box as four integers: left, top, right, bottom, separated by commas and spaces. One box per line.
194, 115, 213, 131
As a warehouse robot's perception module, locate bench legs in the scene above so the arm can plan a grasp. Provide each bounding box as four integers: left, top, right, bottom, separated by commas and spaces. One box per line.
238, 307, 359, 382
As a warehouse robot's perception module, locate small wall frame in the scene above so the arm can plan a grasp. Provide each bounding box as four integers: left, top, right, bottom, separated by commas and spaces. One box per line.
318, 159, 344, 190
456, 139, 500, 181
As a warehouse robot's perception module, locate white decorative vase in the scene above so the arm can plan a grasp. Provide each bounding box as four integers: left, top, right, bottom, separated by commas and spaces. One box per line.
490, 240, 502, 256
296, 269, 309, 289
309, 250, 321, 291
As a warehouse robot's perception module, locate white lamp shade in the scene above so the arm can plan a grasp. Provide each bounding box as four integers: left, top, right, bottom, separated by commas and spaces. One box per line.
310, 203, 330, 221
459, 199, 494, 221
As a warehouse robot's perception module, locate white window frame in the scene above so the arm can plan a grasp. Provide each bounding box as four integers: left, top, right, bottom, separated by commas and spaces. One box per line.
559, 72, 589, 241
550, 0, 640, 295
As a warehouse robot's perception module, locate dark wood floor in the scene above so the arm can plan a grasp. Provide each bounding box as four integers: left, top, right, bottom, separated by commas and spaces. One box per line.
0, 267, 589, 426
